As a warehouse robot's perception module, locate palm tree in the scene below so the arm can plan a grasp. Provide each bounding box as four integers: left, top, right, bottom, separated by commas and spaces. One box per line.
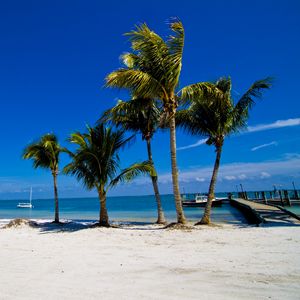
106, 19, 186, 224
179, 77, 272, 224
63, 123, 154, 227
23, 134, 64, 223
101, 98, 166, 224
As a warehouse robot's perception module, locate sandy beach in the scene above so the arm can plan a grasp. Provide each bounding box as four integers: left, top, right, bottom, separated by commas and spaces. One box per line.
0, 222, 299, 300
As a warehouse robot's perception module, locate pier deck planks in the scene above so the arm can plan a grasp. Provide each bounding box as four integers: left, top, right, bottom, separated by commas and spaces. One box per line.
231, 198, 300, 226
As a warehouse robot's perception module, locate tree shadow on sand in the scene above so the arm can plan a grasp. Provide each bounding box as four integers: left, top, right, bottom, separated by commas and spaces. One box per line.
2, 218, 167, 233
2, 218, 95, 233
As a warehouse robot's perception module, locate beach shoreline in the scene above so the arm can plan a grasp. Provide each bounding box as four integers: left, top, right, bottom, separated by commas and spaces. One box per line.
0, 221, 299, 299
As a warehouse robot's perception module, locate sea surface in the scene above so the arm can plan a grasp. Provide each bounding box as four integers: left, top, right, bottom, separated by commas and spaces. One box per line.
0, 194, 248, 225
286, 206, 300, 216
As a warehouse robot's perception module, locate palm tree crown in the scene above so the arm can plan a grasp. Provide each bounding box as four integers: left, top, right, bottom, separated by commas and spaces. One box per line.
101, 98, 162, 140
179, 76, 272, 224
23, 133, 64, 223
100, 98, 167, 224
63, 123, 154, 226
23, 134, 61, 174
106, 19, 184, 113
106, 18, 187, 224
180, 77, 273, 147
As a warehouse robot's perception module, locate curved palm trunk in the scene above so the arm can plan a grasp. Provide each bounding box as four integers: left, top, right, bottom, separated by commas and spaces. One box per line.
146, 138, 166, 224
52, 172, 59, 223
98, 189, 109, 227
169, 116, 186, 224
197, 145, 222, 225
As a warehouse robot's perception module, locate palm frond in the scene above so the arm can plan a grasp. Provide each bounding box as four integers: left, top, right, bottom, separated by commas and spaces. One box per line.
106, 69, 165, 99
232, 77, 272, 130
175, 109, 191, 127
120, 52, 140, 68
23, 133, 61, 172
64, 123, 136, 192
68, 132, 88, 148
125, 23, 169, 77
99, 98, 162, 139
63, 160, 97, 190
59, 147, 73, 157
215, 77, 232, 95
23, 144, 52, 169
180, 82, 224, 103
165, 18, 185, 90
41, 133, 58, 144
108, 161, 155, 189
178, 76, 272, 145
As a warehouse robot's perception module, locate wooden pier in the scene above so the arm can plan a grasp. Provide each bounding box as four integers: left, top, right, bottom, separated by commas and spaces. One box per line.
230, 198, 300, 226
237, 189, 300, 206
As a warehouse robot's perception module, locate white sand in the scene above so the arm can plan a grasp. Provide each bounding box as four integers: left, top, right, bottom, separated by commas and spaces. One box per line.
0, 222, 300, 300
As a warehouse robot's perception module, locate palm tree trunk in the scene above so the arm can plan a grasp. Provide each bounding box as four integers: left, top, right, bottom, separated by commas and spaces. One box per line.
52, 172, 59, 223
146, 138, 166, 224
98, 189, 109, 227
169, 116, 186, 224
197, 145, 222, 225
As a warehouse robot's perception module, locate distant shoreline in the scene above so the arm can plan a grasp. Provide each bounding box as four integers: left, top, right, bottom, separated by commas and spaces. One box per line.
1, 189, 297, 201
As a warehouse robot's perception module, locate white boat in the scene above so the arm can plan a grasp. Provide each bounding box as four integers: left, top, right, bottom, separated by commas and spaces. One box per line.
182, 194, 223, 207
17, 188, 34, 208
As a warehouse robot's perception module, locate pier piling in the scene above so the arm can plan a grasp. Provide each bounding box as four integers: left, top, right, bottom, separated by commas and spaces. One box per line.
284, 190, 291, 206
279, 190, 284, 206
269, 191, 273, 200
262, 191, 267, 205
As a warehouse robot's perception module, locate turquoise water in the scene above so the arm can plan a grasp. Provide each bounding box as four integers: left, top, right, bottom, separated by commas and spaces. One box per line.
0, 194, 247, 225
287, 206, 300, 216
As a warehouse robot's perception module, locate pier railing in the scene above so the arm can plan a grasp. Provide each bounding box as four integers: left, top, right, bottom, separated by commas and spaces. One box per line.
233, 189, 300, 206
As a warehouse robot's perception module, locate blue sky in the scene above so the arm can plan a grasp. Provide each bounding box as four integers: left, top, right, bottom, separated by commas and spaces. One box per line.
0, 0, 300, 199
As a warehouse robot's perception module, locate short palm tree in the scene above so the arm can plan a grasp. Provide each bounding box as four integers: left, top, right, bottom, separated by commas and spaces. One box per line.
179, 77, 272, 224
101, 98, 166, 224
63, 123, 154, 227
106, 19, 186, 224
23, 134, 64, 223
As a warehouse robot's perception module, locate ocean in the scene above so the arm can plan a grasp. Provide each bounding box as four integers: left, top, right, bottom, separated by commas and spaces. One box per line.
0, 194, 248, 225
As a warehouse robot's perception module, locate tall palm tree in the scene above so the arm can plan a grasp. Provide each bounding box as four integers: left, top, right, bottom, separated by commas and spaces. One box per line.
101, 98, 166, 224
179, 77, 272, 224
106, 19, 186, 224
23, 134, 64, 223
63, 123, 154, 227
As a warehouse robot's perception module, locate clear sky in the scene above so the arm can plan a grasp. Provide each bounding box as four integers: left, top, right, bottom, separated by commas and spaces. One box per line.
1, 0, 300, 199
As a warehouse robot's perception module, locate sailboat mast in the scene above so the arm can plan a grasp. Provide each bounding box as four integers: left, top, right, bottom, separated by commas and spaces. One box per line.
30, 187, 32, 205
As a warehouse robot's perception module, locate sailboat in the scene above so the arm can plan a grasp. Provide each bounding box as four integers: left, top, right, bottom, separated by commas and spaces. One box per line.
17, 187, 34, 208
